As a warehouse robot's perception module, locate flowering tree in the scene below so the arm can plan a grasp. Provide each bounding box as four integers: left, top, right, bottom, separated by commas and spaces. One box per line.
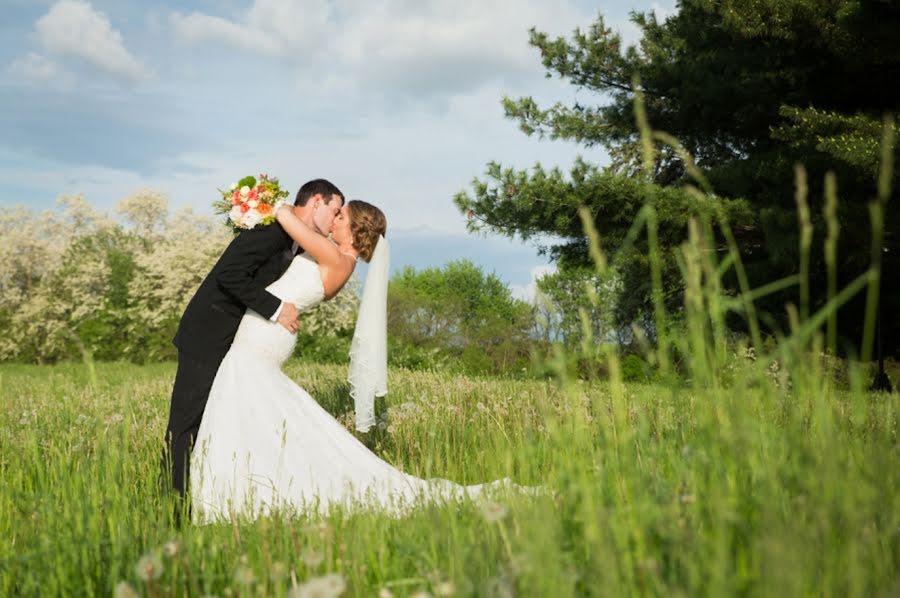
0, 193, 360, 363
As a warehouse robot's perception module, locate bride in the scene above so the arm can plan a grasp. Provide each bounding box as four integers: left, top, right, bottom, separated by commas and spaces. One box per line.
190, 200, 510, 522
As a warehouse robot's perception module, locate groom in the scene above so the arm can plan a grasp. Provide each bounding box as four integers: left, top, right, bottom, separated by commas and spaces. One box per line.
162, 178, 345, 499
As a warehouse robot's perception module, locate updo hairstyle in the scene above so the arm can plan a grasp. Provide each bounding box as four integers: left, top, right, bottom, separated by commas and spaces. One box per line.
347, 200, 387, 262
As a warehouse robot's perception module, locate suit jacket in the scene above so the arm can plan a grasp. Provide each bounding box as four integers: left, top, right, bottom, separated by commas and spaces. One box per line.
174, 221, 294, 363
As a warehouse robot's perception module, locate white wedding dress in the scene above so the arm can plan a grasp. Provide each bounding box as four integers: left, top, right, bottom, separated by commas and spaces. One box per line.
190, 254, 513, 523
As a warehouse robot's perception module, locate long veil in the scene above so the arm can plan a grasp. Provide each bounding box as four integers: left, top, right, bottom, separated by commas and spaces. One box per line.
348, 236, 389, 432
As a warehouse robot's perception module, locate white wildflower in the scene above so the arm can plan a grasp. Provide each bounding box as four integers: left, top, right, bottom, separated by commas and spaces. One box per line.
480, 501, 508, 523
270, 561, 287, 579
135, 553, 163, 582
162, 539, 179, 558
289, 573, 346, 598
114, 581, 139, 598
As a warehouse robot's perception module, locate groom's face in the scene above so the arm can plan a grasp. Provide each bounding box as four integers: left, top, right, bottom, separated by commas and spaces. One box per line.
312, 194, 343, 236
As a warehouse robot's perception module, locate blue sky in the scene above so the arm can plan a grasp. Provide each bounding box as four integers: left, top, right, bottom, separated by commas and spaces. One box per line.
1, 0, 671, 299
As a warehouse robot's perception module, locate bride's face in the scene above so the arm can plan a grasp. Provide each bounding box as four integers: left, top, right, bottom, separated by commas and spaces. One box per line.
330, 204, 353, 246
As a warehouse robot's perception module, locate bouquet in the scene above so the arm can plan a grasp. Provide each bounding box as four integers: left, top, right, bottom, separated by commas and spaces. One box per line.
214, 173, 290, 230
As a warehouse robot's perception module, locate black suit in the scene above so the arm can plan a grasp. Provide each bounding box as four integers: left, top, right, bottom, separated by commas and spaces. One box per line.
163, 222, 294, 497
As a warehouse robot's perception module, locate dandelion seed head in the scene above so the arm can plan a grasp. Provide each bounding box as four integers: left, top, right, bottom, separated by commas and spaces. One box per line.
135, 553, 163, 582
234, 564, 255, 585
288, 573, 346, 598
162, 540, 179, 558
323, 574, 346, 595
270, 561, 287, 578
114, 581, 139, 598
480, 501, 508, 523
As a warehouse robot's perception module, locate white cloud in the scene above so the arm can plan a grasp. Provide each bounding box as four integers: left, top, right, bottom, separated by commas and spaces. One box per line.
7, 52, 61, 83
35, 0, 150, 82
510, 263, 556, 303
169, 12, 283, 55
652, 1, 675, 21
246, 0, 330, 48
171, 0, 330, 56
169, 0, 588, 97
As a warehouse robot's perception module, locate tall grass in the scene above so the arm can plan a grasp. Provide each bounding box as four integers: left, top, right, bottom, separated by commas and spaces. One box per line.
1, 106, 897, 597
0, 346, 900, 596
1, 356, 896, 596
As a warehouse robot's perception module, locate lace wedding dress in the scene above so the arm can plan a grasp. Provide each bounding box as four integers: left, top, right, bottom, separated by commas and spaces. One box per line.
190, 254, 512, 522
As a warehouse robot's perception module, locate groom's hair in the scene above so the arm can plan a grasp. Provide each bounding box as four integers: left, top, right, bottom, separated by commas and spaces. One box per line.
294, 179, 344, 207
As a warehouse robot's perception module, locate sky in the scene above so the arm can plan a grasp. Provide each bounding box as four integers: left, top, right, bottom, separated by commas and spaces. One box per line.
1, 0, 672, 300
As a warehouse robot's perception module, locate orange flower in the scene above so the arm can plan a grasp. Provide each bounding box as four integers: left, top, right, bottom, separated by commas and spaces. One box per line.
257, 202, 272, 215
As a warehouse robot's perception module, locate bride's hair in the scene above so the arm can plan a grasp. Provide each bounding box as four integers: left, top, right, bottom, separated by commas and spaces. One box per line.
347, 200, 386, 262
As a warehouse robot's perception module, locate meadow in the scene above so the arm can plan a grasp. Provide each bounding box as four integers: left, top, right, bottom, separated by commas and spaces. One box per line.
1, 356, 896, 597
2, 80, 897, 598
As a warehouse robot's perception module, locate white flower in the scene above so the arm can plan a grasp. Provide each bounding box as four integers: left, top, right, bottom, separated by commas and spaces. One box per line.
480, 501, 508, 523
240, 185, 250, 197
377, 589, 394, 598
162, 540, 179, 558
234, 564, 255, 585
324, 574, 346, 595
230, 183, 238, 191
289, 573, 346, 598
135, 553, 163, 581
271, 561, 287, 578
243, 210, 262, 228
114, 581, 139, 598
248, 200, 259, 209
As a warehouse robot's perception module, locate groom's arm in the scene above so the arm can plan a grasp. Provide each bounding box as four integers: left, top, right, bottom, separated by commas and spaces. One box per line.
216, 226, 285, 320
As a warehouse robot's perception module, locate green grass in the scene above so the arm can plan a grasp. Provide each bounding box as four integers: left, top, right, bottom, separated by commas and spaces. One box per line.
1, 359, 896, 596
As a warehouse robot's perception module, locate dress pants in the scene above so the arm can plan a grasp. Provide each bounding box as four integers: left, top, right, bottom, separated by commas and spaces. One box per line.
162, 350, 222, 497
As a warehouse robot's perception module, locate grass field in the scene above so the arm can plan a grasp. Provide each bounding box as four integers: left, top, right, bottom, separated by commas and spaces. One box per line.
1, 358, 896, 597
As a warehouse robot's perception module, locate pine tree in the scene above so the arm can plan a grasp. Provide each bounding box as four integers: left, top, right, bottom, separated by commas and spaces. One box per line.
455, 0, 899, 353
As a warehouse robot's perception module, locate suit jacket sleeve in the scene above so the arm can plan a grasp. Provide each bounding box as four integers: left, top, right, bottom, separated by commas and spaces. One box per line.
215, 225, 286, 319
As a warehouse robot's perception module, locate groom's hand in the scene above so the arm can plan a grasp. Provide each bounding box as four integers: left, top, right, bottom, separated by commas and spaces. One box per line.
277, 302, 299, 334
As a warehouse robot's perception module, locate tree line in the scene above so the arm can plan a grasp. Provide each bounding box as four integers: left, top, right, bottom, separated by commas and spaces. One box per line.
0, 193, 600, 376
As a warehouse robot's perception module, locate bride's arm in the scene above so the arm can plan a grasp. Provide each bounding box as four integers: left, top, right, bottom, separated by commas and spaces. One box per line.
275, 205, 341, 266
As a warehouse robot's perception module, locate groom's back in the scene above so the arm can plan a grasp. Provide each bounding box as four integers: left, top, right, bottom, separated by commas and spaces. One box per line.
174, 224, 292, 362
